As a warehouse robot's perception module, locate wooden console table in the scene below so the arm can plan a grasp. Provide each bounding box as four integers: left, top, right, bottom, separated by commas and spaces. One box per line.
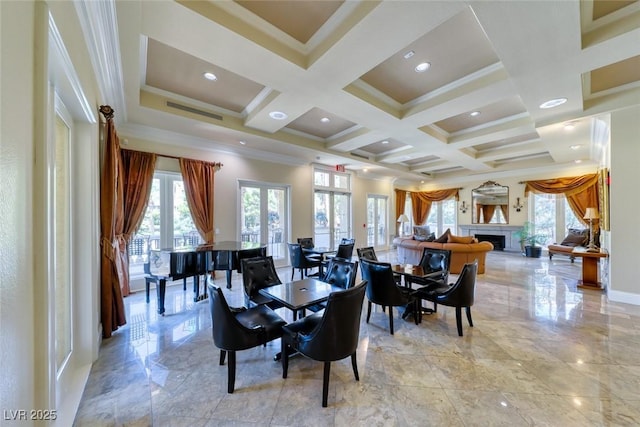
572, 247, 608, 290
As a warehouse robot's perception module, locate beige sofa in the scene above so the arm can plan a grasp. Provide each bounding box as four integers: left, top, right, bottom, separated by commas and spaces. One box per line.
392, 236, 493, 274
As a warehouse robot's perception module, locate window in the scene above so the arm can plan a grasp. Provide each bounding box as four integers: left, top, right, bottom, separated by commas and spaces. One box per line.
313, 168, 351, 248
131, 172, 198, 278
426, 199, 456, 236
367, 195, 388, 248
532, 193, 582, 246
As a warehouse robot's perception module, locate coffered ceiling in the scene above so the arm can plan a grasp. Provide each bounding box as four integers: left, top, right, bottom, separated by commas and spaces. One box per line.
98, 0, 640, 185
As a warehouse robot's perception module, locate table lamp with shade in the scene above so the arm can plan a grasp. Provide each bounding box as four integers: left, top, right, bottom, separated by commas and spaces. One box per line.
583, 207, 600, 252
397, 214, 409, 236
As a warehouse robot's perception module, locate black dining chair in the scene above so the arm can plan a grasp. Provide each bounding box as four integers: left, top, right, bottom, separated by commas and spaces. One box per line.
359, 259, 419, 334
357, 246, 401, 285
406, 248, 452, 289
240, 256, 284, 310
207, 284, 286, 393
297, 237, 315, 249
340, 238, 355, 245
413, 260, 478, 336
236, 246, 267, 273
288, 242, 322, 280
281, 281, 367, 407
323, 242, 355, 266
307, 258, 359, 313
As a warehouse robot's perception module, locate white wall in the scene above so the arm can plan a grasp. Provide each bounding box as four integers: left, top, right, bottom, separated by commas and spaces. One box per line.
609, 106, 640, 304
0, 1, 37, 417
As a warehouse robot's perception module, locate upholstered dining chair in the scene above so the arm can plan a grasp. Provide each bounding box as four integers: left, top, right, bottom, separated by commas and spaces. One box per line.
281, 281, 366, 407
406, 248, 452, 289
307, 258, 359, 313
240, 256, 284, 310
296, 237, 315, 249
357, 246, 401, 285
323, 242, 355, 265
207, 284, 286, 393
412, 260, 478, 336
359, 259, 419, 334
288, 243, 323, 280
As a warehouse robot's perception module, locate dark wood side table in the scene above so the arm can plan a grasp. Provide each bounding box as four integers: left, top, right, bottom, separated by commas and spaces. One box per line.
572, 247, 608, 290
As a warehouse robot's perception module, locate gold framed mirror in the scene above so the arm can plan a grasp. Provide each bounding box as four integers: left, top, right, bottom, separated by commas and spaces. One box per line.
472, 181, 509, 224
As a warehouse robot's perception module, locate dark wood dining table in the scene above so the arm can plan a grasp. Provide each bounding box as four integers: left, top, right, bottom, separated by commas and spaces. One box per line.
259, 278, 343, 360
259, 278, 343, 321
391, 264, 442, 317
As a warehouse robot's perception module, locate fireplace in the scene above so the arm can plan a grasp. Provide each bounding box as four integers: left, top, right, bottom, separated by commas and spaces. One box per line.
475, 234, 506, 251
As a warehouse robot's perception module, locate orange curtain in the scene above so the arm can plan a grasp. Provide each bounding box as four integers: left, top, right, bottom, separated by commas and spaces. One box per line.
410, 188, 459, 225
482, 205, 496, 224
500, 204, 508, 222
120, 149, 157, 296
99, 106, 126, 338
394, 189, 407, 222
524, 174, 599, 228
179, 158, 221, 244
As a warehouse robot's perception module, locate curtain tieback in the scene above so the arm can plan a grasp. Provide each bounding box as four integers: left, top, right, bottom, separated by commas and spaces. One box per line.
101, 237, 116, 260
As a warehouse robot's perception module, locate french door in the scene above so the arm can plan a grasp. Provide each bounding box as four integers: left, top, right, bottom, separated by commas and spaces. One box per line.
367, 195, 388, 249
239, 181, 289, 266
314, 191, 351, 249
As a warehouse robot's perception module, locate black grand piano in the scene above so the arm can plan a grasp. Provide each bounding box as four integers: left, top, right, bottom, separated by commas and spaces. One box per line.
145, 241, 266, 315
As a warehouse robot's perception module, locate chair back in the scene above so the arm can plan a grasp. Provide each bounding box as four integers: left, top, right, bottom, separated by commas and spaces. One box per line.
322, 258, 358, 289
359, 259, 407, 306
340, 238, 355, 245
437, 260, 477, 307
241, 256, 281, 298
208, 284, 262, 351
356, 246, 378, 261
418, 248, 451, 281
295, 282, 366, 362
334, 243, 354, 260
297, 237, 314, 249
236, 246, 267, 273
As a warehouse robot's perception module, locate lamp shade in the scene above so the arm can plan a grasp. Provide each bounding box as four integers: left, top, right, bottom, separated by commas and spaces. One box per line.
396, 214, 409, 223
583, 207, 599, 220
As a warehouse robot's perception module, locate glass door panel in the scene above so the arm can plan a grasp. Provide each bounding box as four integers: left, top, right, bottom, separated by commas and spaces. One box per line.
366, 195, 387, 249
314, 191, 331, 248
240, 182, 289, 266
334, 193, 351, 244
173, 180, 198, 246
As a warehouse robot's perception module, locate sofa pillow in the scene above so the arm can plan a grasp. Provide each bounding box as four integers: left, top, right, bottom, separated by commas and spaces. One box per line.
415, 232, 436, 242
413, 225, 430, 238
448, 234, 475, 244
560, 228, 588, 247
433, 228, 451, 243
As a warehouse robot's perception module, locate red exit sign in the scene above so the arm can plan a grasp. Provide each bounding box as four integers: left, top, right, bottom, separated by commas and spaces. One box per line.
335, 164, 345, 172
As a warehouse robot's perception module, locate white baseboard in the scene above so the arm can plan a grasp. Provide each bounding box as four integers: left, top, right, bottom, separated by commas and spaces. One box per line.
607, 289, 640, 306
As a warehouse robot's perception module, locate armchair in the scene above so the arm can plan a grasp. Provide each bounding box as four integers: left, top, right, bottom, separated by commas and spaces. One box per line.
207, 284, 286, 393
240, 256, 284, 310
413, 260, 477, 336
360, 259, 419, 334
281, 281, 366, 407
288, 243, 322, 280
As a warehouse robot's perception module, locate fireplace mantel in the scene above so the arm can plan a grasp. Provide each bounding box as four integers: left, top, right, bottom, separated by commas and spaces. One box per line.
458, 224, 522, 252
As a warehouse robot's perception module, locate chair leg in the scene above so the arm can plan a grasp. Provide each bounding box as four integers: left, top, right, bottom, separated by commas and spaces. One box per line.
466, 306, 473, 327
219, 350, 226, 365
388, 307, 394, 335
281, 340, 289, 379
227, 351, 236, 393
366, 301, 372, 323
322, 361, 331, 407
291, 268, 295, 281
455, 307, 463, 336
413, 300, 419, 325
350, 353, 359, 381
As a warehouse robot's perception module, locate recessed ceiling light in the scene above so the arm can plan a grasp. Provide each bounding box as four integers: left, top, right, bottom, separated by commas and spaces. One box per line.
539, 98, 567, 109
420, 180, 425, 184
203, 72, 217, 81
403, 50, 415, 59
574, 159, 582, 164
363, 168, 368, 173
269, 111, 288, 120
570, 144, 581, 150
381, 140, 389, 144
564, 122, 576, 130
320, 117, 330, 123
415, 62, 430, 72
239, 140, 246, 145
470, 111, 480, 117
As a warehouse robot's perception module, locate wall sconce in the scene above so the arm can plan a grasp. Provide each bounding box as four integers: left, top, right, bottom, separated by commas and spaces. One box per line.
459, 201, 468, 213
513, 197, 524, 212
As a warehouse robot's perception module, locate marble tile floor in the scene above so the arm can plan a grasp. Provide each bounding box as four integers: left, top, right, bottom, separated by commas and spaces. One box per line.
74, 251, 640, 426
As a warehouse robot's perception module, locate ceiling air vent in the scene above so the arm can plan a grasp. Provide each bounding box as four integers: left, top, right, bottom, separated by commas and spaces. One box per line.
350, 152, 370, 160
166, 101, 223, 121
